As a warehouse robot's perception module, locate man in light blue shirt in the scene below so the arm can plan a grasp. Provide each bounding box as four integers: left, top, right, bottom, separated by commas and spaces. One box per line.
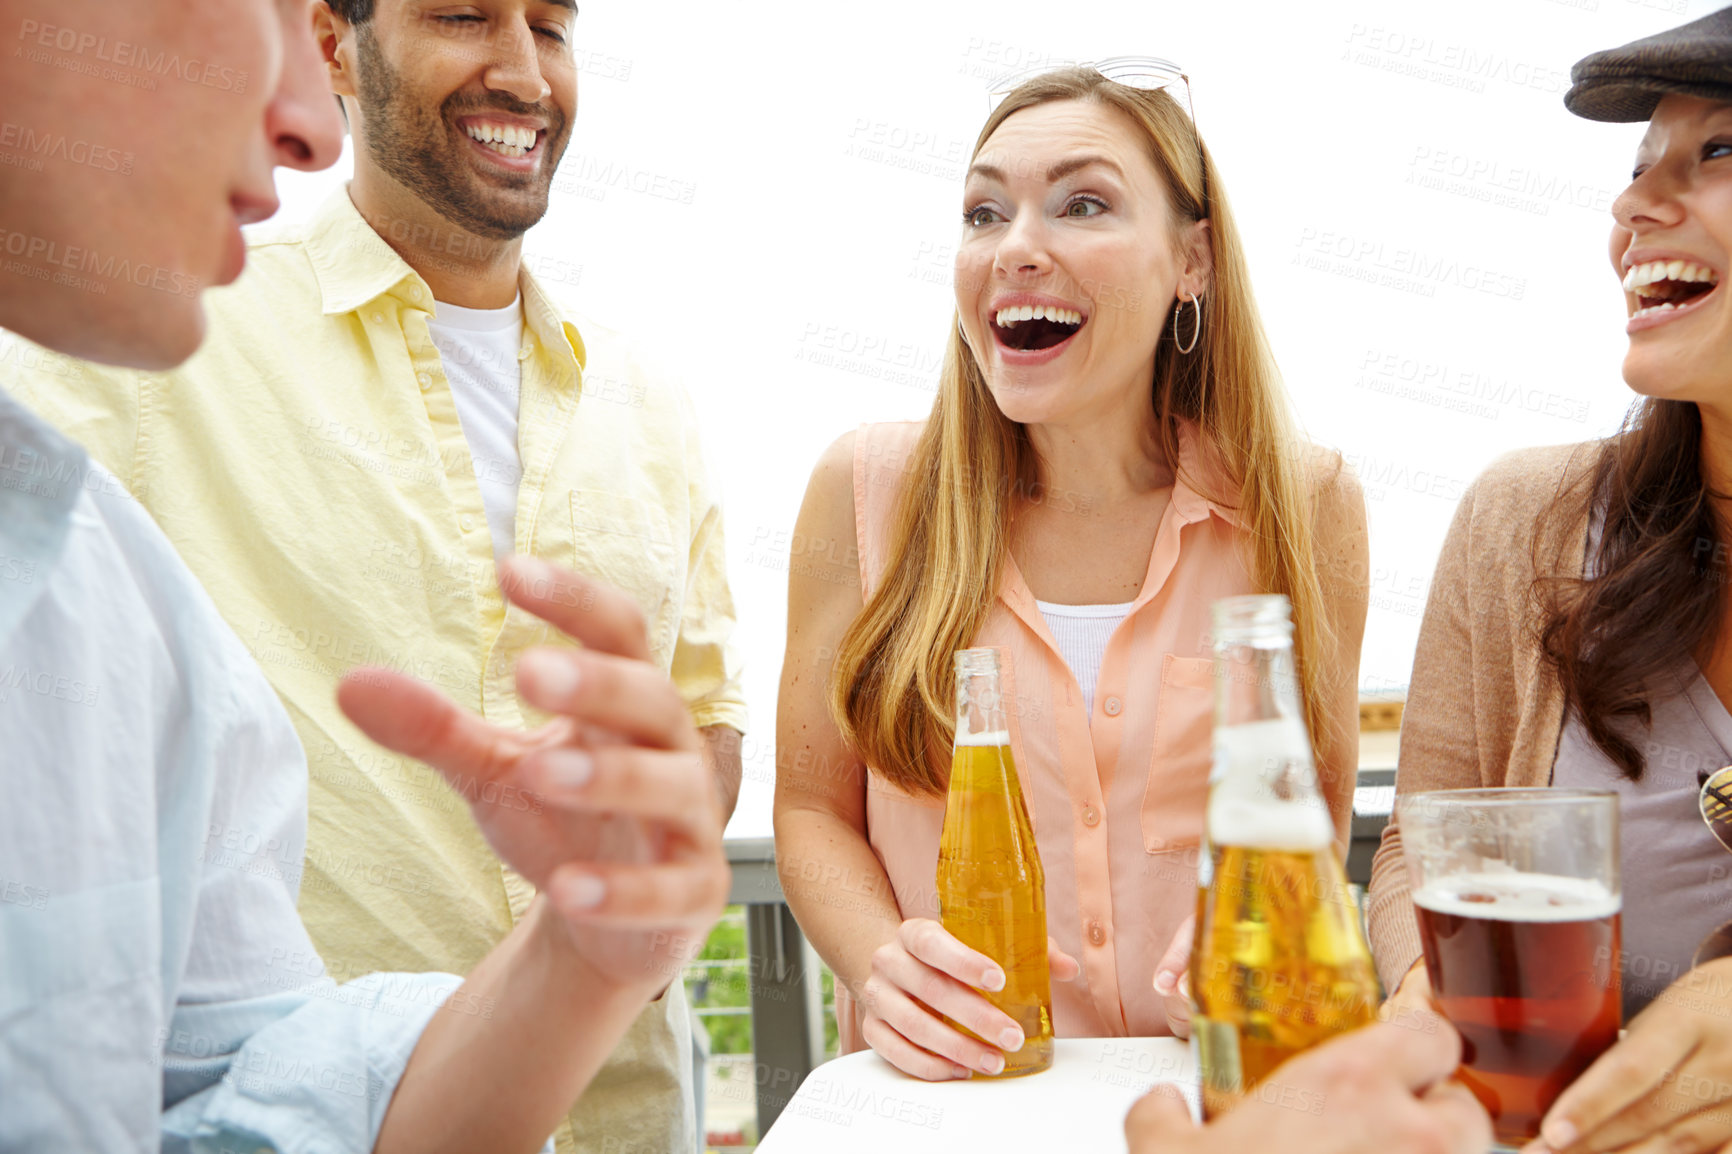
0, 2, 729, 1150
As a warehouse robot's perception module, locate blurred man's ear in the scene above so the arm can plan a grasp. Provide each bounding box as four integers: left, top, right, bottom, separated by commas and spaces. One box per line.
313, 1, 358, 100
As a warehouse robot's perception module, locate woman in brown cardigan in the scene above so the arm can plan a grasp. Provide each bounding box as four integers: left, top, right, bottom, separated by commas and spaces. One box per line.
1369, 11, 1732, 1154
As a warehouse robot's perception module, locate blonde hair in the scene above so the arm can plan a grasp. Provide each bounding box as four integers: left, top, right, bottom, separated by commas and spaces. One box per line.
830, 68, 1337, 796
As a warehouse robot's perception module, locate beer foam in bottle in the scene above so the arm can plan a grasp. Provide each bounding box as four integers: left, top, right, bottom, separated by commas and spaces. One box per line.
1413, 872, 1621, 922
1208, 718, 1333, 851
955, 729, 1011, 747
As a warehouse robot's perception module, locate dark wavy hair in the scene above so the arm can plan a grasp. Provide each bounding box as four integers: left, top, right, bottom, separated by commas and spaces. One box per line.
1537, 397, 1724, 780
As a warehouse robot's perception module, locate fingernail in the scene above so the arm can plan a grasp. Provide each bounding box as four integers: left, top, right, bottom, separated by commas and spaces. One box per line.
999, 1027, 1024, 1051
560, 874, 606, 911
544, 749, 593, 789
1153, 970, 1176, 995
951, 1064, 971, 1080
983, 1053, 1005, 1075
982, 967, 1005, 992
1541, 1120, 1576, 1149
1177, 973, 1190, 998
521, 649, 578, 699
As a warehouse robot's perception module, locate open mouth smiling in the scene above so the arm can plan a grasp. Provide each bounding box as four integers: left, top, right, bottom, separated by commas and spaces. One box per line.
1624, 258, 1720, 319
460, 118, 545, 162
991, 303, 1086, 353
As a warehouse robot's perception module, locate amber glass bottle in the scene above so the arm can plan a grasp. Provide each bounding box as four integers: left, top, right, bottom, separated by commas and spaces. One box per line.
935, 647, 1053, 1076
1191, 596, 1380, 1117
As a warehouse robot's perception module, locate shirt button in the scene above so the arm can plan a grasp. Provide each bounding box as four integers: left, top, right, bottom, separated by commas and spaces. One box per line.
461, 515, 475, 532
1102, 696, 1122, 717
409, 285, 423, 301
417, 371, 432, 391
1082, 805, 1100, 827
371, 312, 385, 324
1088, 922, 1106, 947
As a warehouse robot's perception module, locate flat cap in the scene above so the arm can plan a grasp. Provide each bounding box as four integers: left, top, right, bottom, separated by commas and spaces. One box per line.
1566, 6, 1732, 122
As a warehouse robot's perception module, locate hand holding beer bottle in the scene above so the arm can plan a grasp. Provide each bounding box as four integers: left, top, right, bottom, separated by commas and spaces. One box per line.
856, 648, 1080, 1081
1154, 914, 1197, 1038
860, 921, 1080, 1079
936, 647, 1055, 1077
1126, 1016, 1492, 1154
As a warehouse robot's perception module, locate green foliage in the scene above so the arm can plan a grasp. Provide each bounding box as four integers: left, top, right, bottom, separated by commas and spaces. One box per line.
820, 963, 839, 1058
685, 907, 753, 1054
684, 906, 844, 1058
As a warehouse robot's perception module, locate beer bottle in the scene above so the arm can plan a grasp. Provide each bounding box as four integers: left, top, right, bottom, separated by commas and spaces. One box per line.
935, 647, 1054, 1076
1191, 595, 1379, 1117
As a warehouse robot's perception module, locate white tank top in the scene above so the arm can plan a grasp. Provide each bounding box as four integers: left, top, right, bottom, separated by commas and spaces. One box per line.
425, 296, 524, 564
1035, 599, 1134, 716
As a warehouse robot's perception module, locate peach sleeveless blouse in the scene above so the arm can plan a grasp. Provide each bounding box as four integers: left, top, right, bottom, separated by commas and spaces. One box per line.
835, 420, 1255, 1050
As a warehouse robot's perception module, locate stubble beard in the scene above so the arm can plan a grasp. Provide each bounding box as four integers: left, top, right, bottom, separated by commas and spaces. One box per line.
354, 26, 567, 242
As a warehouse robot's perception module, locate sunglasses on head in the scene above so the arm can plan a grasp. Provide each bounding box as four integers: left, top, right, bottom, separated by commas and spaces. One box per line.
985, 56, 1208, 217
1693, 766, 1732, 966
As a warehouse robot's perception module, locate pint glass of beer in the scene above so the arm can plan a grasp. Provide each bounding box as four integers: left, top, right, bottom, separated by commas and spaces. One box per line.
1398, 789, 1621, 1146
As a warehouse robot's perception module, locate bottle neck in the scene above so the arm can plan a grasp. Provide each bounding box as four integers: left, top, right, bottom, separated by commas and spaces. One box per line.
955, 651, 1008, 744
1214, 632, 1303, 730
1209, 609, 1331, 851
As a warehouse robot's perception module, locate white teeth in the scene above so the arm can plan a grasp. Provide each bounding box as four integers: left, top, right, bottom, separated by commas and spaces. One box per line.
993, 304, 1084, 327
1622, 259, 1720, 292
464, 122, 537, 158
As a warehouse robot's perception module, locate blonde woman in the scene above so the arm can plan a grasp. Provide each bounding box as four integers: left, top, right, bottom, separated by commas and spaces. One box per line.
773, 64, 1369, 1081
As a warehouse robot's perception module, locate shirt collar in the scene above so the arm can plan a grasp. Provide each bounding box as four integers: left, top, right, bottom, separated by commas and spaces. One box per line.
0, 386, 86, 648
1169, 417, 1249, 531
301, 187, 424, 317
518, 264, 586, 373
301, 187, 586, 372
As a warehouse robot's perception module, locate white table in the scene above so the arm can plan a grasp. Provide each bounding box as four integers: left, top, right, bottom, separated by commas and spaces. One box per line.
756, 1037, 1198, 1153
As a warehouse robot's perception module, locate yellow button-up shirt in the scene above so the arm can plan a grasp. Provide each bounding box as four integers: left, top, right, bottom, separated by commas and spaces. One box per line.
14, 189, 747, 1153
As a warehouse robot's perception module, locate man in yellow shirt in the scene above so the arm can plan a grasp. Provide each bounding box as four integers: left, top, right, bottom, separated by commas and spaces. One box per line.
13, 2, 745, 1150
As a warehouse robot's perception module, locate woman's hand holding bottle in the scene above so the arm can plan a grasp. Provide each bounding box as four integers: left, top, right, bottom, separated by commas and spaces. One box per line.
1153, 914, 1195, 1038
858, 918, 1079, 1080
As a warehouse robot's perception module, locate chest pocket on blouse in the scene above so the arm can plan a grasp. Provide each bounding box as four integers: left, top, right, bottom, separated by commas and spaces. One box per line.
1141, 654, 1215, 852
562, 489, 681, 666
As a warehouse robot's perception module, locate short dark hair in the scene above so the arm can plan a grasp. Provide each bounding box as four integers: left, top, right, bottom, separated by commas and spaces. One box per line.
325, 0, 375, 23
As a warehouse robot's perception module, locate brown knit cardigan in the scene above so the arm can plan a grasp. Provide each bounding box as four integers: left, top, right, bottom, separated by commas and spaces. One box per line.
1366, 441, 1600, 993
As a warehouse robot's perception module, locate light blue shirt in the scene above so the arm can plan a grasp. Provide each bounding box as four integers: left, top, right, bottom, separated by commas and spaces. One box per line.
0, 386, 510, 1153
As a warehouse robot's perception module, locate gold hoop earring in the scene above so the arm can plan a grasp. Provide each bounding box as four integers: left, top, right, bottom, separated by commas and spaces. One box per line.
1173, 291, 1202, 355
